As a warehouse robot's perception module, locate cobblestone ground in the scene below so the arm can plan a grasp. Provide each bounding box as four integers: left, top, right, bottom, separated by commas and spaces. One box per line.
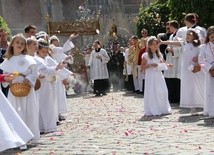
1, 91, 214, 155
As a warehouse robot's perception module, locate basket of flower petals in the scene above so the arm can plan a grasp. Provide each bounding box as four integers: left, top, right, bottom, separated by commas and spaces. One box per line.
10, 82, 31, 97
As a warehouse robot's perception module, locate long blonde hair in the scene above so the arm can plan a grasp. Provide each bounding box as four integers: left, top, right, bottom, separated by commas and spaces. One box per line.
147, 36, 161, 59
5, 33, 27, 59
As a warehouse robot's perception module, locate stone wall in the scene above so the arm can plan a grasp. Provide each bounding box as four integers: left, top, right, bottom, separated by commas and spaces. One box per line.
0, 0, 43, 34
0, 0, 153, 48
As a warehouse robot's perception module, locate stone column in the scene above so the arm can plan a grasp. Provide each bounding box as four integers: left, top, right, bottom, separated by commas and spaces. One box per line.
51, 0, 64, 21
39, 0, 49, 31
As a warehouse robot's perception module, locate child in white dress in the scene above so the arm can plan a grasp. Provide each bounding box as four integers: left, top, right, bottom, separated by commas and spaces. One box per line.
0, 74, 34, 152
141, 36, 171, 117
199, 26, 214, 117
161, 29, 205, 115
0, 34, 40, 143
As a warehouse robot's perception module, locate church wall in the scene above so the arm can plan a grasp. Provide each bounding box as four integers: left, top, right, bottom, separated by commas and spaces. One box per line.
0, 0, 43, 35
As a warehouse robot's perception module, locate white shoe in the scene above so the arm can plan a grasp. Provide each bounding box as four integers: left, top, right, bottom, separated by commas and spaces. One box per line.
30, 139, 40, 145
20, 145, 27, 150
190, 108, 198, 115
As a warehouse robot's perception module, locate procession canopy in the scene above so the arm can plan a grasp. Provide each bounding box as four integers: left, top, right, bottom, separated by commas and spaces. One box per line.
46, 13, 100, 36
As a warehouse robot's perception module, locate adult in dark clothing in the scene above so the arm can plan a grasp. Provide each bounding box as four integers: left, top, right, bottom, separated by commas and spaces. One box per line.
109, 43, 124, 91
0, 28, 9, 97
157, 22, 172, 61
163, 20, 181, 104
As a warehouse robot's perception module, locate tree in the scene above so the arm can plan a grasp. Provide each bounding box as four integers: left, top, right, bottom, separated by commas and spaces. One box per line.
137, 0, 214, 38
136, 0, 169, 37
0, 16, 11, 38
168, 0, 214, 28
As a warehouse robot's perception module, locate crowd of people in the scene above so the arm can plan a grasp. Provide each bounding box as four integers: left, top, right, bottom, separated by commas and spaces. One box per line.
86, 13, 214, 119
0, 12, 214, 152
0, 25, 78, 151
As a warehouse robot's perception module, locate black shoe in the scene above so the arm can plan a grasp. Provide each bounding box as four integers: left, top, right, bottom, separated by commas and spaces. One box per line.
56, 121, 61, 126
95, 93, 101, 97
134, 90, 140, 93
102, 93, 107, 95
137, 91, 144, 94
58, 114, 66, 121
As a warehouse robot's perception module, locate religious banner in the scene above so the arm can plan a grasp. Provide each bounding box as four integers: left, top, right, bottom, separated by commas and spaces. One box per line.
46, 15, 100, 35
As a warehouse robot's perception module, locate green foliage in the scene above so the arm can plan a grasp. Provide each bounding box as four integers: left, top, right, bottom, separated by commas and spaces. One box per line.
137, 0, 214, 36
168, 0, 214, 28
0, 16, 11, 38
137, 0, 170, 37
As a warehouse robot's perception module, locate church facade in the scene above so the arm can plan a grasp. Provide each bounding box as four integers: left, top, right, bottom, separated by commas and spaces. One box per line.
0, 0, 153, 46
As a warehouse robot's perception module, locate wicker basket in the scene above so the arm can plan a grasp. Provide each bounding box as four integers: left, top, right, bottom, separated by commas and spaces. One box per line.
34, 79, 41, 91
10, 83, 31, 97
192, 65, 201, 73
209, 68, 214, 77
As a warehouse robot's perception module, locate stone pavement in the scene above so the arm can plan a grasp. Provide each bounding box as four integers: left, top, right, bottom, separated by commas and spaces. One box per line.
1, 91, 214, 155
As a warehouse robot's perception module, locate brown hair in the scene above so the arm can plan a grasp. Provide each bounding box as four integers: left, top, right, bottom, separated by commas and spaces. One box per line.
186, 29, 201, 46
26, 36, 37, 46
37, 39, 52, 57
5, 33, 27, 59
0, 28, 8, 41
169, 20, 180, 29
94, 40, 101, 45
184, 13, 197, 24
38, 39, 49, 50
205, 26, 214, 43
24, 25, 36, 33
147, 36, 161, 59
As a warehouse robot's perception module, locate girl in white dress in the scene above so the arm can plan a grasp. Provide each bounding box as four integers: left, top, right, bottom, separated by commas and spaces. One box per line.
0, 74, 34, 152
26, 37, 65, 126
49, 34, 76, 120
199, 26, 214, 117
141, 36, 171, 116
161, 29, 205, 115
36, 40, 58, 133
0, 34, 40, 144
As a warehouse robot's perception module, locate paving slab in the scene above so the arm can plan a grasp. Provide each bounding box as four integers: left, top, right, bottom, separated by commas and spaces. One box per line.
1, 91, 214, 155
